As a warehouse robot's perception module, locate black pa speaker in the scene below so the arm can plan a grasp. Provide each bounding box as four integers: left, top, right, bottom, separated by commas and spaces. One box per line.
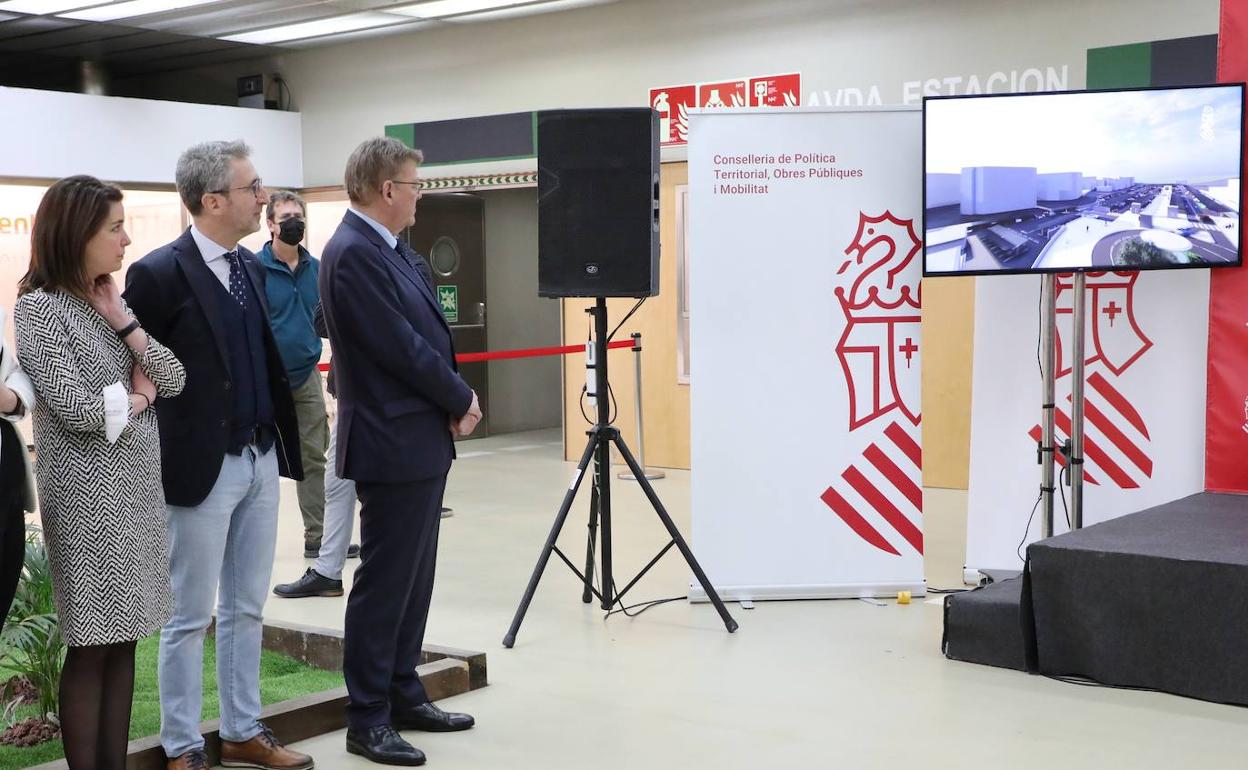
537, 108, 660, 298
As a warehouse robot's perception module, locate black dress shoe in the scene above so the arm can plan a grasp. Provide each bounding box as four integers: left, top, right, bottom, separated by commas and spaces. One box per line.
347, 543, 361, 559
273, 568, 343, 598
346, 725, 425, 766
392, 702, 475, 732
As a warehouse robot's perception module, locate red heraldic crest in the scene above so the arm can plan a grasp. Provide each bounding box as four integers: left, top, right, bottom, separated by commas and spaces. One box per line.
822, 211, 925, 557
835, 211, 923, 430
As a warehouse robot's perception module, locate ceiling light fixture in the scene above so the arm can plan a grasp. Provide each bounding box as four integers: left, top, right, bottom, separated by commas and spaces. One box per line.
388, 0, 531, 20
0, 0, 109, 13
61, 0, 223, 22
221, 12, 411, 45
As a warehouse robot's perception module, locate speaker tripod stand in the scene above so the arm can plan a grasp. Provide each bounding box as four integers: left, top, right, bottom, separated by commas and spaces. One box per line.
503, 298, 739, 648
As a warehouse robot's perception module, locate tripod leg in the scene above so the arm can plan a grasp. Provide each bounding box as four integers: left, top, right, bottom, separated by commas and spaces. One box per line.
610, 435, 739, 633
596, 434, 615, 610
504, 435, 599, 648
581, 475, 599, 604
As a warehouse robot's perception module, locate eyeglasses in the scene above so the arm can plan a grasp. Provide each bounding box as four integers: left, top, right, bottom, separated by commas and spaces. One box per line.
389, 179, 423, 189
214, 177, 265, 197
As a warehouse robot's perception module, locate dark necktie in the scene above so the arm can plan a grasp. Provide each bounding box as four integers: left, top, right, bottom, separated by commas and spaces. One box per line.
224, 250, 248, 309
396, 241, 433, 285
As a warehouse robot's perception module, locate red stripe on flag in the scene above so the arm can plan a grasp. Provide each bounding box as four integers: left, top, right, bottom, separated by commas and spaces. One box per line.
1055, 410, 1137, 489
820, 487, 901, 556
864, 443, 923, 511
1083, 399, 1153, 477
843, 466, 924, 554
1205, 0, 1248, 492
884, 422, 921, 468
1029, 425, 1103, 486
1087, 372, 1149, 440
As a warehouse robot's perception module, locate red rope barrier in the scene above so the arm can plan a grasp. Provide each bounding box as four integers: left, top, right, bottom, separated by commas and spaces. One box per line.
316, 337, 635, 371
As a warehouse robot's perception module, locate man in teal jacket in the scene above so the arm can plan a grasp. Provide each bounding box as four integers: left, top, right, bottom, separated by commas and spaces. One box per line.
258, 191, 329, 557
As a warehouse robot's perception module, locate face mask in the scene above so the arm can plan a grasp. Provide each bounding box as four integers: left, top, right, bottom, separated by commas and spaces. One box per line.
277, 217, 305, 246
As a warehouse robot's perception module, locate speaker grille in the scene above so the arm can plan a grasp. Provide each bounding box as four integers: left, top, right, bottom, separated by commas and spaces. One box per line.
537, 108, 660, 298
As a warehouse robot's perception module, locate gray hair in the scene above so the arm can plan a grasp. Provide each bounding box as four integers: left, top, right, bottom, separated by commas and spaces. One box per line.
176, 140, 252, 215
344, 137, 424, 204
266, 190, 306, 221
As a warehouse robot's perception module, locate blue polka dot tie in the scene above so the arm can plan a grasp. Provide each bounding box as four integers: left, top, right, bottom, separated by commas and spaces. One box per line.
225, 250, 247, 309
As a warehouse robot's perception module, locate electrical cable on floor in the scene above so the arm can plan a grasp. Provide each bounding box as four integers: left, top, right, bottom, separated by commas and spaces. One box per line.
604, 596, 685, 619
925, 587, 970, 594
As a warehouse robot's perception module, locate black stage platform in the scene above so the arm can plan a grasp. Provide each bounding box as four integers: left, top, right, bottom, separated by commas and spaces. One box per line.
943, 492, 1248, 705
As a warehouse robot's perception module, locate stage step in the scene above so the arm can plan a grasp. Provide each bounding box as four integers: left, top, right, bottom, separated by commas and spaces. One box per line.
941, 576, 1028, 672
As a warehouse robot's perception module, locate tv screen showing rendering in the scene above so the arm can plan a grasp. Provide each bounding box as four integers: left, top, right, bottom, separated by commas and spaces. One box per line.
923, 84, 1244, 276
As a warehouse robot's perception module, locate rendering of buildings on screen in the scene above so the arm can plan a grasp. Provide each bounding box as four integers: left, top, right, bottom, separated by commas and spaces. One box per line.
923, 85, 1243, 275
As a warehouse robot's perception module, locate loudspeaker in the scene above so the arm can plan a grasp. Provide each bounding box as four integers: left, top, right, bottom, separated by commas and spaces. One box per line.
537, 108, 660, 298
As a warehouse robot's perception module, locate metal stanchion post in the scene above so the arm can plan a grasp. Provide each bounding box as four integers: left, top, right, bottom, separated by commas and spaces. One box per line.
1040, 274, 1057, 538
619, 333, 665, 481
1070, 272, 1087, 530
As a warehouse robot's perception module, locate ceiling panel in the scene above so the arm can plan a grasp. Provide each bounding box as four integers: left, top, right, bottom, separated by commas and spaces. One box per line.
103, 35, 242, 63
0, 15, 79, 41
46, 29, 184, 58
0, 0, 618, 86
0, 23, 137, 53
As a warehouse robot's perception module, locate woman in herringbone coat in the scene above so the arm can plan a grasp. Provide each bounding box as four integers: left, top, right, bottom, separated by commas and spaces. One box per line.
14, 176, 185, 770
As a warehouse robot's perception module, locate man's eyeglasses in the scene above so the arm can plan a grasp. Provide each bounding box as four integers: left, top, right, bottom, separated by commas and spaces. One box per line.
214, 178, 265, 197
389, 179, 423, 189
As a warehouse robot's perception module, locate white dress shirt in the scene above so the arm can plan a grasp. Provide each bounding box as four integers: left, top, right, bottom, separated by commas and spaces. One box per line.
190, 224, 238, 290
349, 208, 398, 250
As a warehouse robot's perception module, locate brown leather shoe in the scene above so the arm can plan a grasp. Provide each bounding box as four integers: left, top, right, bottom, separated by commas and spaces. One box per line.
167, 750, 210, 770
220, 724, 314, 770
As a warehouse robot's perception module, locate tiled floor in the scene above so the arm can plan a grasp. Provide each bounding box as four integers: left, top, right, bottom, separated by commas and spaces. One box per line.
235, 429, 1244, 769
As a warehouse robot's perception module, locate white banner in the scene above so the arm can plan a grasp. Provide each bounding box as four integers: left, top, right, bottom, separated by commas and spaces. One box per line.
688, 107, 925, 600
964, 270, 1208, 576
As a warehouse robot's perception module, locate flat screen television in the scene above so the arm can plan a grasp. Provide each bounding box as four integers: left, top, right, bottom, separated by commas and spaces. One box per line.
923, 83, 1244, 276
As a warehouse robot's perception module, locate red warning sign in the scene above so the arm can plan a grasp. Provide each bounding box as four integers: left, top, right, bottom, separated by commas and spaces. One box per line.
698, 79, 747, 109
649, 85, 697, 146
748, 73, 802, 107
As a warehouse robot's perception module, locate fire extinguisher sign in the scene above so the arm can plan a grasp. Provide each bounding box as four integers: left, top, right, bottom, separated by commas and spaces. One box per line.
649, 85, 697, 147
649, 75, 802, 147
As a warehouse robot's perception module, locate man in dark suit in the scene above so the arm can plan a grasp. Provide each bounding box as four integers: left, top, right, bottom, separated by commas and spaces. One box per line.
123, 140, 313, 770
320, 137, 481, 766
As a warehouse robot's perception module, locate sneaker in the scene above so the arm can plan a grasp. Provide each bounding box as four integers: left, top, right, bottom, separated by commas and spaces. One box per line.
346, 544, 361, 559
273, 568, 343, 598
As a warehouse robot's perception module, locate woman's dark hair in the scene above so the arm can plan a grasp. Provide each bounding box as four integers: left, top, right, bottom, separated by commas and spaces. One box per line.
19, 175, 123, 299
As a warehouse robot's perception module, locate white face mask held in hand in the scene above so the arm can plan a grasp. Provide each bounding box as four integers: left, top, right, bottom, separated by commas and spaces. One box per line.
103, 381, 128, 443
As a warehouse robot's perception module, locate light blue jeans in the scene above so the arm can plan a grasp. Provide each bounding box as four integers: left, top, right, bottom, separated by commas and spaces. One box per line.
158, 446, 279, 757
313, 422, 357, 581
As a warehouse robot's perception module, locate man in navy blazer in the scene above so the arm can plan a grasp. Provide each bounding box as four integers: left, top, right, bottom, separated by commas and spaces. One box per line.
320, 137, 481, 766
124, 140, 312, 770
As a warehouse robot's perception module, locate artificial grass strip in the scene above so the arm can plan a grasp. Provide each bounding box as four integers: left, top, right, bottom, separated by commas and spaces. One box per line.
0, 634, 343, 769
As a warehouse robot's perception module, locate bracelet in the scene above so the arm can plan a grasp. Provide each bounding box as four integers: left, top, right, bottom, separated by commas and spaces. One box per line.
117, 320, 141, 340
135, 392, 151, 409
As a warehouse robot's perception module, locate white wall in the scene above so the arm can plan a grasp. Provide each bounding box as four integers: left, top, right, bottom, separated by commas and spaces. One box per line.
264, 0, 1216, 186
0, 86, 302, 186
